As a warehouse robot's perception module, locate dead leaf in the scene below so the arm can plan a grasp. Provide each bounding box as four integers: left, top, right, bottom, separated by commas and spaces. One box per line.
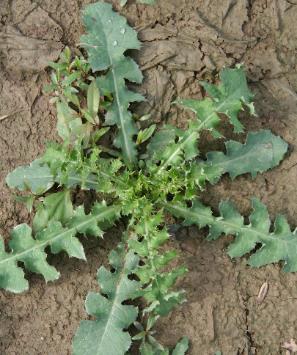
256, 281, 269, 304
282, 339, 297, 353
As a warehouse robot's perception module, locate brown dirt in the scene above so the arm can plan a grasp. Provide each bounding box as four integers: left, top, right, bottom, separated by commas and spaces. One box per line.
1, 0, 297, 354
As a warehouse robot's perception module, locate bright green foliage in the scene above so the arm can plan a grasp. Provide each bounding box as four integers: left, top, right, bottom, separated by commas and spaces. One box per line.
137, 124, 157, 145
177, 66, 255, 135
87, 80, 100, 123
147, 123, 200, 171
0, 203, 120, 293
6, 159, 54, 194
195, 129, 288, 183
42, 142, 113, 192
165, 198, 297, 272
130, 208, 187, 317
73, 243, 140, 355
45, 47, 98, 145
2, 2, 294, 354
46, 46, 91, 101
149, 67, 254, 172
81, 2, 144, 164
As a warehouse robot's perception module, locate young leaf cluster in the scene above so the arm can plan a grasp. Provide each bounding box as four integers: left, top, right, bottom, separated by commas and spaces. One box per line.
1, 1, 293, 354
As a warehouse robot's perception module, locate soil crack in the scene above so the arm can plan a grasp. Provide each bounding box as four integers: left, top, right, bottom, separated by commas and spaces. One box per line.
237, 293, 257, 355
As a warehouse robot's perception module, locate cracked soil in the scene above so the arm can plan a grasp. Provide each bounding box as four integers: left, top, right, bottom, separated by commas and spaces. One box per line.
1, 0, 297, 354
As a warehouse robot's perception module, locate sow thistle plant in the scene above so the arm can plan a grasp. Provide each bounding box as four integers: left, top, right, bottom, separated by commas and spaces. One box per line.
1, 2, 295, 354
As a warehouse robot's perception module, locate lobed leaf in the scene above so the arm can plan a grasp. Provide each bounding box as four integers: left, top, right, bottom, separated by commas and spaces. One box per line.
6, 156, 102, 194
0, 203, 120, 293
6, 159, 54, 195
165, 198, 297, 272
130, 211, 187, 317
73, 243, 140, 355
192, 130, 288, 184
151, 67, 255, 172
177, 66, 255, 134
147, 123, 200, 171
81, 2, 144, 164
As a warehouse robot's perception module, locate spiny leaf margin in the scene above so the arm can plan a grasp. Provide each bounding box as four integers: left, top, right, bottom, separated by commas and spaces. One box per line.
193, 129, 288, 184
0, 203, 120, 293
165, 198, 297, 272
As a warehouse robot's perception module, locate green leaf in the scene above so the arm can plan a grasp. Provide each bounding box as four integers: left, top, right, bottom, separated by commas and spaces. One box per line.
139, 337, 188, 355
56, 101, 83, 142
0, 203, 120, 293
195, 130, 288, 183
165, 198, 297, 272
40, 141, 126, 193
33, 190, 73, 233
153, 67, 255, 172
140, 339, 168, 355
146, 125, 177, 159
72, 243, 140, 355
130, 212, 187, 317
6, 159, 55, 195
87, 80, 100, 122
91, 127, 110, 144
152, 122, 199, 172
176, 98, 221, 138
172, 337, 189, 355
81, 109, 94, 124
177, 66, 254, 134
81, 2, 144, 164
137, 124, 156, 145
63, 71, 81, 86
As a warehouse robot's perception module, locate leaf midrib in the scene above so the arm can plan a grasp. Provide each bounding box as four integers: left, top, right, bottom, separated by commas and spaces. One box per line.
166, 203, 296, 245
206, 143, 273, 171
157, 99, 230, 173
93, 8, 134, 164
95, 253, 132, 354
0, 206, 117, 265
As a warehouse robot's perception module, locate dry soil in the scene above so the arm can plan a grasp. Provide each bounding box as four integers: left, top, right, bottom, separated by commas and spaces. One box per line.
1, 0, 297, 354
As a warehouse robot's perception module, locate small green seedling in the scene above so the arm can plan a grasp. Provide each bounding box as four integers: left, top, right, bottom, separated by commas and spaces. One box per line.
2, 2, 294, 354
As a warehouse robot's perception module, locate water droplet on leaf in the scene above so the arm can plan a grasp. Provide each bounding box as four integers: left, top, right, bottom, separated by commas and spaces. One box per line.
120, 28, 126, 34
113, 40, 118, 46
